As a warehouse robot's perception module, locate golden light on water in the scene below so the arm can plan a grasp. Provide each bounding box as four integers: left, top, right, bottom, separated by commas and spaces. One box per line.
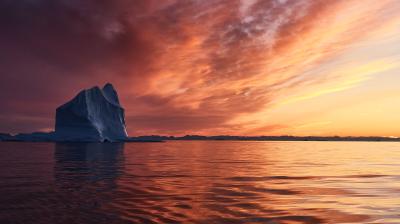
104, 141, 400, 223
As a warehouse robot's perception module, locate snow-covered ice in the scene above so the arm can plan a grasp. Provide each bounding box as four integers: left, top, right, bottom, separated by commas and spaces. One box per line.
54, 83, 128, 142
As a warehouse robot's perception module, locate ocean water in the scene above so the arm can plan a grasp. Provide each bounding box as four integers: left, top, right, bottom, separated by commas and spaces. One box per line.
0, 141, 399, 224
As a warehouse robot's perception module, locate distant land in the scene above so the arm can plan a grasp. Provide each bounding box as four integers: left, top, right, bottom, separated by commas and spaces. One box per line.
1, 133, 400, 142
124, 135, 400, 142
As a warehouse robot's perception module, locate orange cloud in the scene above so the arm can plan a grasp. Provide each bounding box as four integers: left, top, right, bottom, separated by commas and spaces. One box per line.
1, 0, 400, 136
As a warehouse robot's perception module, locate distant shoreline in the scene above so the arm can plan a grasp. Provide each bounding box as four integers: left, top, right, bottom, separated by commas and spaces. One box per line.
129, 135, 400, 142
1, 133, 399, 143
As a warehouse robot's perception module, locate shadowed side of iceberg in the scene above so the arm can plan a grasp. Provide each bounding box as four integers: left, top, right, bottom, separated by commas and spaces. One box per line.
54, 83, 128, 142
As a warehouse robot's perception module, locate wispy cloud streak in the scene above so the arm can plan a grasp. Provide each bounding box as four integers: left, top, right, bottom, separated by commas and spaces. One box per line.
0, 0, 399, 135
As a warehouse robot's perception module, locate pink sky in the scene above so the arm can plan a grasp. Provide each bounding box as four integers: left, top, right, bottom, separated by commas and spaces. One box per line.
1, 0, 400, 136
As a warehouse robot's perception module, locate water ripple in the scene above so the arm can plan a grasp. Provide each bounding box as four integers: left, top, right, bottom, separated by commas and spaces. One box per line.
0, 141, 399, 223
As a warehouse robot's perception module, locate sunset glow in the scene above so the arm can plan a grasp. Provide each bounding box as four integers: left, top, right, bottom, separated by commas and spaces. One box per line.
1, 0, 400, 136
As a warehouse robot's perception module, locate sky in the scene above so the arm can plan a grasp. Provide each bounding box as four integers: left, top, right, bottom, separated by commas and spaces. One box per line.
1, 0, 400, 137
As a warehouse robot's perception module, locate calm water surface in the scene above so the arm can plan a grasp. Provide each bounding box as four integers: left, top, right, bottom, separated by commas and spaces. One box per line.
0, 141, 399, 223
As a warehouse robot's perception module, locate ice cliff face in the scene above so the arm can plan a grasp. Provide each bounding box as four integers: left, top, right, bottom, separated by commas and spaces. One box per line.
55, 83, 128, 142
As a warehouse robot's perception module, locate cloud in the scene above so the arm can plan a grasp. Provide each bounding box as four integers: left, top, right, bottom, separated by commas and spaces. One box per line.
0, 0, 399, 135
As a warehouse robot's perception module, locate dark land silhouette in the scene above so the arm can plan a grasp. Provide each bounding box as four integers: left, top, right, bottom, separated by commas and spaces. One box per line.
1, 133, 399, 143
129, 135, 400, 142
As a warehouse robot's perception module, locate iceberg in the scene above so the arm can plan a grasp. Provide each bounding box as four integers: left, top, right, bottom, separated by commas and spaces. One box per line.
54, 83, 128, 142
0, 83, 141, 142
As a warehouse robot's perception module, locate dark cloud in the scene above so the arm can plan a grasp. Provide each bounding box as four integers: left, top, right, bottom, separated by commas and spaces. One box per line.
0, 0, 161, 133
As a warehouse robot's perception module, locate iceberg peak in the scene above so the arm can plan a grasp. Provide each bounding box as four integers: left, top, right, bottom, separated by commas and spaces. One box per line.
102, 83, 120, 106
